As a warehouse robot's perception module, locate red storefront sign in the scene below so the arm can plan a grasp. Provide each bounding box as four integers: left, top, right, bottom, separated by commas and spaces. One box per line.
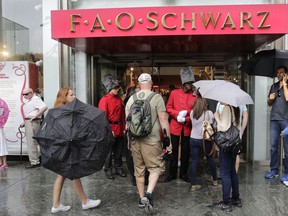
51, 4, 288, 39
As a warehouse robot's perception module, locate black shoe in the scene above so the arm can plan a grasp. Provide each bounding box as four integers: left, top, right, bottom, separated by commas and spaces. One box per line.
179, 175, 190, 183
212, 200, 233, 212
231, 198, 242, 207
164, 176, 175, 183
25, 163, 40, 169
116, 169, 127, 177
105, 170, 115, 179
141, 192, 154, 214
138, 198, 145, 208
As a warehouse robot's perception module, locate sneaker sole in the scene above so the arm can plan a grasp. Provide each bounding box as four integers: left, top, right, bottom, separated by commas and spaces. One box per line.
51, 206, 71, 213
82, 200, 101, 210
232, 203, 242, 208
141, 197, 153, 214
265, 174, 279, 179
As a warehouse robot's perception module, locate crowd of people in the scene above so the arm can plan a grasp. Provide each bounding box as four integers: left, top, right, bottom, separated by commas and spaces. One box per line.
0, 65, 287, 214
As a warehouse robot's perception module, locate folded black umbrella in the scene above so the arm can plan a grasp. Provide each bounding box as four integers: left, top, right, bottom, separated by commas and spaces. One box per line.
34, 99, 114, 180
240, 49, 288, 78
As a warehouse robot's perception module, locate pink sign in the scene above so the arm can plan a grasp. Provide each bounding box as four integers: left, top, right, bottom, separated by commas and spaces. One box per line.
51, 4, 288, 39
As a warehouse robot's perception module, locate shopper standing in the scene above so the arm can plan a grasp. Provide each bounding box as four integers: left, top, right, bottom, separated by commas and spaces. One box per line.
22, 88, 47, 168
265, 66, 288, 181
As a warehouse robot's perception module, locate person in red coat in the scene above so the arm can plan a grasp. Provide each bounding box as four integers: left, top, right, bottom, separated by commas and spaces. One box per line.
165, 67, 197, 183
99, 74, 126, 179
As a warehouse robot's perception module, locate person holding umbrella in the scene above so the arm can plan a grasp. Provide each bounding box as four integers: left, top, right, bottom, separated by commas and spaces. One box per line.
50, 87, 101, 213
212, 104, 241, 212
265, 66, 288, 181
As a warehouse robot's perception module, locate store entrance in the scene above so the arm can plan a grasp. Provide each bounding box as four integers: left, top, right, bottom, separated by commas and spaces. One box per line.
91, 53, 246, 106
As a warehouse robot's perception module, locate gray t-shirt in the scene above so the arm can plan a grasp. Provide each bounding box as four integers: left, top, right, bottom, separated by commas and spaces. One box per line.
190, 110, 214, 139
269, 82, 288, 120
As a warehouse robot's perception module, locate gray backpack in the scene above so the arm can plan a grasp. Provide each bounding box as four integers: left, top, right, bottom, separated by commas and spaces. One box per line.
126, 92, 156, 138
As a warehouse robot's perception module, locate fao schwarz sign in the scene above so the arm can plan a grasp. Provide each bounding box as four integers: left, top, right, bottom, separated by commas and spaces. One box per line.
70, 11, 270, 32
51, 5, 288, 38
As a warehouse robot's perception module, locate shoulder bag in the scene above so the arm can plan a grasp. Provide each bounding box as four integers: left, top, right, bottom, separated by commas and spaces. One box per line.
211, 106, 242, 153
202, 111, 215, 156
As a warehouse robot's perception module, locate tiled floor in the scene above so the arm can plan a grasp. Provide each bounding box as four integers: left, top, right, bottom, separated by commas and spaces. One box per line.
0, 161, 288, 216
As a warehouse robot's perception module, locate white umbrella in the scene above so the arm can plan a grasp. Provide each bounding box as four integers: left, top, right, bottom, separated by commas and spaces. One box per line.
193, 80, 254, 107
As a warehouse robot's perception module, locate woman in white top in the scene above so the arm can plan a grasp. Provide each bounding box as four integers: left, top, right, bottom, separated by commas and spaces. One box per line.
189, 97, 217, 191
212, 104, 241, 212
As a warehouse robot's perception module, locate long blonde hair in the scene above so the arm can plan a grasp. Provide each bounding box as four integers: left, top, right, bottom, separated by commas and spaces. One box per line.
54, 87, 72, 108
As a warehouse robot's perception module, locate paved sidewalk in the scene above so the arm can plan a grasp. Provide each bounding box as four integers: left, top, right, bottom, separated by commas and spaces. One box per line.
0, 161, 288, 216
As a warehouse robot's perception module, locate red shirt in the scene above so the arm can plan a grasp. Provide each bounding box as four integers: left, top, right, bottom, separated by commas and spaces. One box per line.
166, 88, 197, 136
98, 93, 125, 137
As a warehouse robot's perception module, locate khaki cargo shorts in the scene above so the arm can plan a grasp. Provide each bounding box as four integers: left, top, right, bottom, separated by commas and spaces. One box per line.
131, 139, 165, 178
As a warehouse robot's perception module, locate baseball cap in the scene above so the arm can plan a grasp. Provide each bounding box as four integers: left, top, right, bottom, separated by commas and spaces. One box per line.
138, 73, 152, 84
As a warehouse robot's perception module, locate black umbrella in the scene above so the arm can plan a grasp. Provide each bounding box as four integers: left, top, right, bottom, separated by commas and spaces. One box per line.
240, 49, 288, 78
34, 99, 114, 180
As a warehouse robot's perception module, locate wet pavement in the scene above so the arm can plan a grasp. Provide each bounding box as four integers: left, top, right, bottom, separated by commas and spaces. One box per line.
0, 161, 288, 216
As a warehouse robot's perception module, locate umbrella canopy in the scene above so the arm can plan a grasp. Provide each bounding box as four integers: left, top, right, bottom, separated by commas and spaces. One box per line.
34, 99, 114, 180
193, 80, 254, 107
0, 98, 9, 128
240, 49, 288, 78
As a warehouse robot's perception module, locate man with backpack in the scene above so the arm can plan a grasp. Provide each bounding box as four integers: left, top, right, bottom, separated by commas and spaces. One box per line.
125, 73, 172, 214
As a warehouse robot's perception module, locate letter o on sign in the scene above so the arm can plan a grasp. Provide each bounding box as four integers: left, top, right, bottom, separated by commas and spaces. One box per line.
115, 12, 135, 31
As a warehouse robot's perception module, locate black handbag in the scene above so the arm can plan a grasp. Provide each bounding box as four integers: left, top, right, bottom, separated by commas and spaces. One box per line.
211, 106, 241, 153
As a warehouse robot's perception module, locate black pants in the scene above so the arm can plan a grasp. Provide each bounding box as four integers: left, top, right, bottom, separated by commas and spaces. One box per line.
168, 132, 190, 178
124, 136, 134, 175
105, 136, 124, 170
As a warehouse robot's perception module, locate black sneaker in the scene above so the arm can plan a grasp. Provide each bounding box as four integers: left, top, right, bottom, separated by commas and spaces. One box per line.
141, 192, 154, 214
231, 198, 242, 207
212, 200, 232, 212
138, 199, 145, 208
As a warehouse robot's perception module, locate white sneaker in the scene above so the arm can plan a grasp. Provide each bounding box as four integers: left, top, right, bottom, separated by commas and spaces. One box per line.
51, 203, 71, 213
82, 199, 101, 210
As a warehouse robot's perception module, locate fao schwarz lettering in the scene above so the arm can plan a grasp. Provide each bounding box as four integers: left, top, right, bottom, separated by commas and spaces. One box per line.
69, 11, 270, 33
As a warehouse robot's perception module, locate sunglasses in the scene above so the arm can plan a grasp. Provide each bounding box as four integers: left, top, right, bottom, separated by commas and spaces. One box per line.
277, 89, 281, 97
22, 92, 31, 96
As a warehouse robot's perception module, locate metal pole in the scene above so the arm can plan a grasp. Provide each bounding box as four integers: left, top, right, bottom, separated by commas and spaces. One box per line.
280, 134, 284, 177
18, 127, 23, 164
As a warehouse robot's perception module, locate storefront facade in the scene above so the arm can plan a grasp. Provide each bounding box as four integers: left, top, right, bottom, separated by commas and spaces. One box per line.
43, 1, 288, 165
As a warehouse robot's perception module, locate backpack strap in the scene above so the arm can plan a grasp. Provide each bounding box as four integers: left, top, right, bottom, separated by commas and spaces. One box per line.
146, 92, 157, 130
132, 92, 156, 102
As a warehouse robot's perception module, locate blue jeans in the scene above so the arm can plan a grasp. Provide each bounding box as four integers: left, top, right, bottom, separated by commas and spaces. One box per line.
189, 138, 217, 185
270, 120, 288, 173
219, 150, 239, 202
